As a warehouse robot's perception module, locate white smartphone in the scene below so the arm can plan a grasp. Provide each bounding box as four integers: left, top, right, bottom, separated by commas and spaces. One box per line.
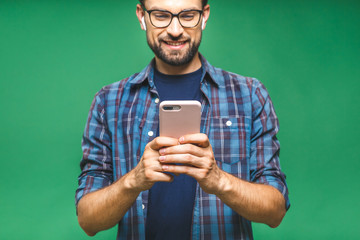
159, 100, 201, 139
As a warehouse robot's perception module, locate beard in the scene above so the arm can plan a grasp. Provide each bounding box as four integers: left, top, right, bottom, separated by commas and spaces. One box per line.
147, 34, 202, 66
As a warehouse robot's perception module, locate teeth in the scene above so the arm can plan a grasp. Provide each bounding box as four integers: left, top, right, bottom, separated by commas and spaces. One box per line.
167, 41, 185, 46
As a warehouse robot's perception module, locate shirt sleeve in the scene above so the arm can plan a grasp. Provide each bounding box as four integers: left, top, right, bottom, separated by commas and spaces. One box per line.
249, 80, 290, 210
75, 90, 113, 208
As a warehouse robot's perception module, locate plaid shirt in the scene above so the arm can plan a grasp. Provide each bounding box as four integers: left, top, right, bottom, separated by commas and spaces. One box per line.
75, 54, 290, 240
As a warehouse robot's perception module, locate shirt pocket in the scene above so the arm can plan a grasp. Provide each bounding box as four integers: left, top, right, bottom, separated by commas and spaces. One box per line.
209, 116, 250, 165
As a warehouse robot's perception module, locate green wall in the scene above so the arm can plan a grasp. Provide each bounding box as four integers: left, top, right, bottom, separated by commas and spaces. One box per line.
1, 0, 359, 239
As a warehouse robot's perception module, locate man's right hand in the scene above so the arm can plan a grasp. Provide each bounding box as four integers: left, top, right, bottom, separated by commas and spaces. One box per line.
77, 136, 179, 236
125, 136, 179, 192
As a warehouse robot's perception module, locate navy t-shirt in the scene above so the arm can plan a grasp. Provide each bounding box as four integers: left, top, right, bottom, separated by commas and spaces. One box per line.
145, 67, 202, 240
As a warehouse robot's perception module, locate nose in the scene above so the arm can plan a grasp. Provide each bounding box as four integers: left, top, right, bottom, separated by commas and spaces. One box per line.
166, 16, 184, 38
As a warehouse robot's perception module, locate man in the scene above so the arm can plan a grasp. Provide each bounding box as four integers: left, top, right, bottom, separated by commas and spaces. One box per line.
75, 0, 290, 239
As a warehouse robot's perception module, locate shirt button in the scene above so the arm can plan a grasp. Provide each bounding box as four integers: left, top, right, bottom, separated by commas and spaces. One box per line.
142, 204, 145, 210
155, 98, 159, 104
226, 120, 232, 127
148, 131, 154, 137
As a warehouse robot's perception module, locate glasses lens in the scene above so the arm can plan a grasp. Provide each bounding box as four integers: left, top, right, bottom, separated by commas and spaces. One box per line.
179, 11, 201, 28
150, 11, 172, 28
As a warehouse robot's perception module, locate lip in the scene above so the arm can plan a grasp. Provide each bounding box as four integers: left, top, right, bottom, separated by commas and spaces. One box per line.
162, 40, 188, 50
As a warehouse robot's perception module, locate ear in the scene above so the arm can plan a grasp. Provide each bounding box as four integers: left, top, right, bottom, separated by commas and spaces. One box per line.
136, 4, 146, 31
201, 4, 210, 30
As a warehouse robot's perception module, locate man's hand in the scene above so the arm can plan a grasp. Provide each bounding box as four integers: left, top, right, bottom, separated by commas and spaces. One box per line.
158, 133, 227, 195
126, 136, 179, 192
77, 136, 179, 236
156, 133, 286, 227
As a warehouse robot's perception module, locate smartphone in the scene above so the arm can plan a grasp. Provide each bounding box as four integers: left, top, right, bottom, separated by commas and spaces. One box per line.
159, 100, 201, 139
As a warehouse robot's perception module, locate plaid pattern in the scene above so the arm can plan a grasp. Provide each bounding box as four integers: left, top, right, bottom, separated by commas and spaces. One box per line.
75, 54, 290, 240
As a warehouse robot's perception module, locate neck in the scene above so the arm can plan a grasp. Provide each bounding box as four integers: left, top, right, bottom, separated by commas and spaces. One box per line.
154, 53, 202, 75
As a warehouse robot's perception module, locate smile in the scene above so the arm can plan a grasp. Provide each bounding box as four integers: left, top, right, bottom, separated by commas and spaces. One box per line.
165, 41, 186, 46
162, 40, 188, 50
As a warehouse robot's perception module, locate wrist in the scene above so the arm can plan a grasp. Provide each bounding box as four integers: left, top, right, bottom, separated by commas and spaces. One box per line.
216, 171, 235, 197
122, 171, 142, 194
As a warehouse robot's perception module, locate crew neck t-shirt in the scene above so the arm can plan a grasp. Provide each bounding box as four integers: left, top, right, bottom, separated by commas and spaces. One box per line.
145, 66, 202, 240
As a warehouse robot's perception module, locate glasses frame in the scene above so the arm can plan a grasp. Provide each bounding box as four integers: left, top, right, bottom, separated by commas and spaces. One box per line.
143, 8, 204, 28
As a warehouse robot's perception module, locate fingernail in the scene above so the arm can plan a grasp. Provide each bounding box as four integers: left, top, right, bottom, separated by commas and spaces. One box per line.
179, 137, 184, 143
159, 156, 166, 162
159, 148, 166, 155
162, 165, 169, 170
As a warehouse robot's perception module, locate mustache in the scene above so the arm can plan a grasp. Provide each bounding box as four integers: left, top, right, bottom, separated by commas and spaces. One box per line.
159, 35, 189, 42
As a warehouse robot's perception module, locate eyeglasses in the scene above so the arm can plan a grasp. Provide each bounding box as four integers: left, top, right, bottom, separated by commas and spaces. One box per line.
143, 8, 203, 28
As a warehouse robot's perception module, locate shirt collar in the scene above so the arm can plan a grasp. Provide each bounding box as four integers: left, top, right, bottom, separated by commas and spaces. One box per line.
129, 53, 220, 88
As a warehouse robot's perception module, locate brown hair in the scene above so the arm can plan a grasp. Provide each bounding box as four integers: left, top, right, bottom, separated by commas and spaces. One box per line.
139, 0, 208, 8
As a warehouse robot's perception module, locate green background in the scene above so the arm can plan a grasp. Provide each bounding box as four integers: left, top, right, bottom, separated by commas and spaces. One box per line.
1, 0, 359, 239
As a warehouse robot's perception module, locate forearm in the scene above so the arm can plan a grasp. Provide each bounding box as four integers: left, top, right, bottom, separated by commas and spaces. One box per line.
77, 172, 141, 236
217, 172, 286, 228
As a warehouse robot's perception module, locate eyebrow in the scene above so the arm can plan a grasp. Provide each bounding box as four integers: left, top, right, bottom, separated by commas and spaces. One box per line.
148, 6, 201, 12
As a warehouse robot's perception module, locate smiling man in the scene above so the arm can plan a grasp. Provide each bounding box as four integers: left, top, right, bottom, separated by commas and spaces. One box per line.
75, 0, 290, 239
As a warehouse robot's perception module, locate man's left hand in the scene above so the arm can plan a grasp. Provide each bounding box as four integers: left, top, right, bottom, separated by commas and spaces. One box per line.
158, 133, 228, 195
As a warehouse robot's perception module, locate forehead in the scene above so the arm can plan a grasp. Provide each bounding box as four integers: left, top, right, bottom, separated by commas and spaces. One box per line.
145, 0, 202, 11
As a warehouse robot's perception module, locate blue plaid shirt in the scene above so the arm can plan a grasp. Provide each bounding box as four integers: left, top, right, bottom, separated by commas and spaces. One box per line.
75, 54, 290, 239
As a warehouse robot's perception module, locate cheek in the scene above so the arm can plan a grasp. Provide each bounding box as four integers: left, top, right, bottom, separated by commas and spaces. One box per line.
146, 31, 154, 43
150, 30, 166, 43
145, 30, 155, 43
195, 30, 202, 40
187, 30, 201, 42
